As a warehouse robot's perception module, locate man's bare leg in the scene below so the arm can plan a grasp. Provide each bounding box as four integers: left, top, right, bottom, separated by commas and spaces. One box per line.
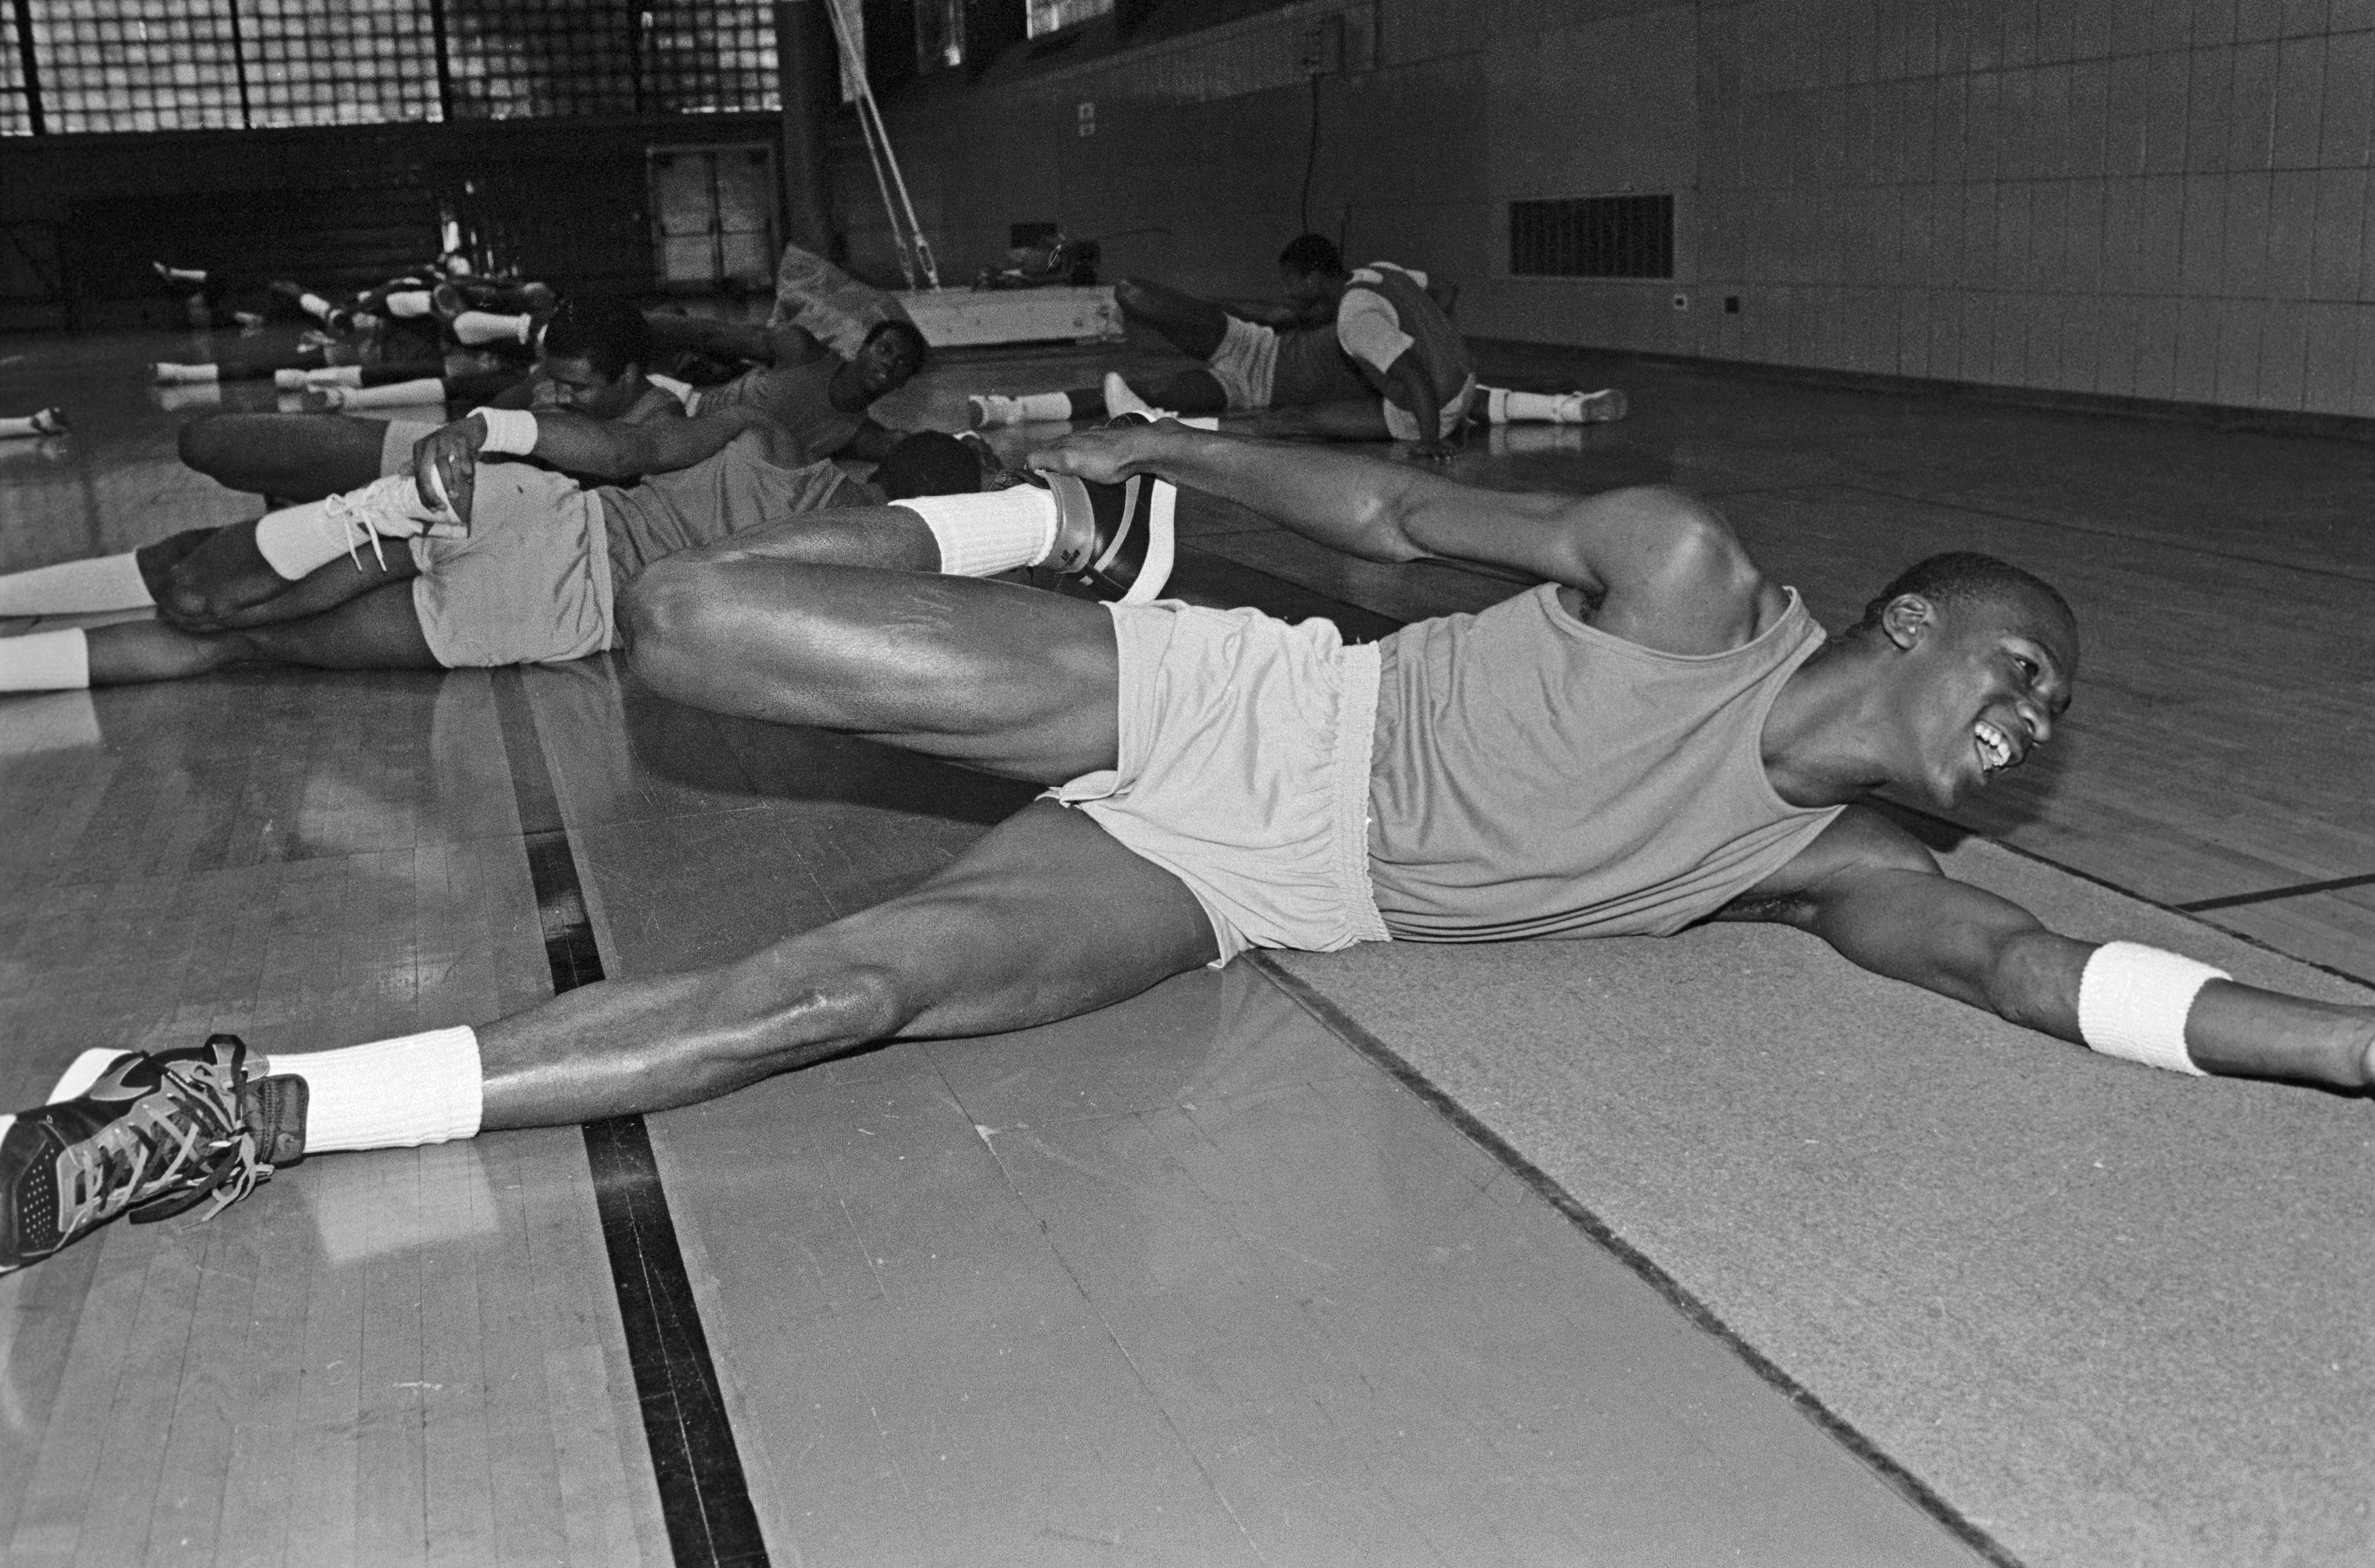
1113, 278, 1233, 359
1223, 399, 1398, 443
83, 581, 436, 684
479, 800, 1216, 1126
622, 550, 1121, 778
179, 412, 391, 502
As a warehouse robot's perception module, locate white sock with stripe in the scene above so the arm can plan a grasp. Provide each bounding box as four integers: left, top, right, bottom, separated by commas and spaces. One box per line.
263, 1026, 483, 1152
893, 487, 1060, 576
322, 378, 447, 410
0, 552, 154, 615
452, 311, 531, 347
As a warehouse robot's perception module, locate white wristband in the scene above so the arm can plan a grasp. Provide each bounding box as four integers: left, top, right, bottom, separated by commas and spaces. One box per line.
471, 406, 538, 455
2076, 941, 2226, 1076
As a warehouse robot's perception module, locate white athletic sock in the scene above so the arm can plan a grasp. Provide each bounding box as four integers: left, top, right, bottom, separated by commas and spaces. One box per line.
384, 289, 434, 318
1017, 390, 1075, 421
329, 378, 446, 410
0, 409, 65, 439
0, 552, 154, 615
894, 486, 1060, 576
263, 1025, 483, 1152
153, 362, 220, 385
298, 292, 334, 322
451, 310, 530, 347
0, 629, 91, 693
276, 365, 363, 390
1488, 387, 1567, 423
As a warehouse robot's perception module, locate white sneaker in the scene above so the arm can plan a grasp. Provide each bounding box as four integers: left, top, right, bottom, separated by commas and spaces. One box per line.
1101, 372, 1170, 421
324, 473, 466, 558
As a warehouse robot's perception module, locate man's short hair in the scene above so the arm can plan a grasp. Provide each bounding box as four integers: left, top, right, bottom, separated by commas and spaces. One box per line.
872, 431, 981, 500
541, 296, 649, 381
863, 317, 929, 369
1277, 234, 1345, 278
1855, 552, 2075, 634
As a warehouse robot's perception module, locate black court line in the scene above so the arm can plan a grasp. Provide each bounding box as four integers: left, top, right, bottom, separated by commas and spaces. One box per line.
1249, 955, 2026, 1568
490, 666, 771, 1568
2176, 871, 2375, 913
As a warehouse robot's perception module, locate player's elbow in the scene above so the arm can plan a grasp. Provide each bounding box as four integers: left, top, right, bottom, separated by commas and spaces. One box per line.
1978, 925, 2075, 1033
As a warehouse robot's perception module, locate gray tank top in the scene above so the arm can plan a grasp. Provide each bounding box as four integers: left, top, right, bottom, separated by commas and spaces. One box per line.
597, 433, 861, 581
690, 356, 864, 461
1366, 584, 1845, 941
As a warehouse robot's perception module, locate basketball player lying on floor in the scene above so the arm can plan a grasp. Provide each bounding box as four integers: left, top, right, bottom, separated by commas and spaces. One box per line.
641, 310, 930, 464
3, 418, 2368, 1271
173, 296, 680, 508
969, 235, 1623, 453
0, 401, 992, 693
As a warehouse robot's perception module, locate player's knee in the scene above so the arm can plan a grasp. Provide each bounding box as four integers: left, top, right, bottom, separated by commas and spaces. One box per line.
616, 555, 727, 682
156, 558, 226, 624
176, 415, 236, 478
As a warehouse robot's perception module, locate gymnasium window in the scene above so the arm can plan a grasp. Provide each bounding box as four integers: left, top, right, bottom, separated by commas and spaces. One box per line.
1, 5, 30, 136
242, 0, 439, 129
0, 0, 780, 135
1027, 0, 1113, 39
1509, 194, 1676, 280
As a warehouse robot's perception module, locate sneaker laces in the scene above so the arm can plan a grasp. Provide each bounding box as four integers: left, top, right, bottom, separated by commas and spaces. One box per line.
64, 1046, 269, 1231
321, 488, 389, 573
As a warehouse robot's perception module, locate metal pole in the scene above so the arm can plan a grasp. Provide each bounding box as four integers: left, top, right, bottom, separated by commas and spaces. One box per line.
772, 0, 838, 257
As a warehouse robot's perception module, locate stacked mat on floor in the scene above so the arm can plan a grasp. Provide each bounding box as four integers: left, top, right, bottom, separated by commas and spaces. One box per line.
1274, 835, 2375, 1568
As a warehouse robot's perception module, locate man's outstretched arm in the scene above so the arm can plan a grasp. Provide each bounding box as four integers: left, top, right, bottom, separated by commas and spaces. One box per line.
1730, 808, 2375, 1089
1034, 422, 1771, 650
411, 406, 775, 522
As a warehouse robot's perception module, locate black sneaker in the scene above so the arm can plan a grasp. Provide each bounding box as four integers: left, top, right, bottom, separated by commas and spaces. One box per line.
1, 1034, 308, 1274
1030, 414, 1176, 603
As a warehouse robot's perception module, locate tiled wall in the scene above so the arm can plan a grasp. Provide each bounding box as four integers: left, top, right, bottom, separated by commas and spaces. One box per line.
859, 0, 2375, 417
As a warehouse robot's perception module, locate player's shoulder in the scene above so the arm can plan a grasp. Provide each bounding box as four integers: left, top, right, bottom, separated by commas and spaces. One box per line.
1564, 486, 1777, 635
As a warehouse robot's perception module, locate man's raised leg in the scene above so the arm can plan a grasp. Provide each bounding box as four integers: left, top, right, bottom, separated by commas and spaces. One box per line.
1113, 277, 1233, 359
178, 412, 392, 502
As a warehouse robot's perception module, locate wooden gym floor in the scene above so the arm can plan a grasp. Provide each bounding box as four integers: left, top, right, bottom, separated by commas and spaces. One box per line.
0, 323, 2368, 1567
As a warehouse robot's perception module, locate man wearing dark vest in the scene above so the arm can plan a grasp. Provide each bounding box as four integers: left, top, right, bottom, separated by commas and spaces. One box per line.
972, 236, 1481, 460
6, 420, 2369, 1268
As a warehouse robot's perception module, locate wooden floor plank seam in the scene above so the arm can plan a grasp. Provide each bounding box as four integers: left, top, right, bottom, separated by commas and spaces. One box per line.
488, 668, 771, 1568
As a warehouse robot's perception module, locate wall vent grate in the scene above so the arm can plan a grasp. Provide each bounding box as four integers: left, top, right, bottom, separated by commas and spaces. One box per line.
1510, 194, 1674, 279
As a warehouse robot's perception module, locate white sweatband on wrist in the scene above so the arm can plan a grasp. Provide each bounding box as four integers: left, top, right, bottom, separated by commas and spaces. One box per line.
2077, 941, 2226, 1076
471, 406, 538, 455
